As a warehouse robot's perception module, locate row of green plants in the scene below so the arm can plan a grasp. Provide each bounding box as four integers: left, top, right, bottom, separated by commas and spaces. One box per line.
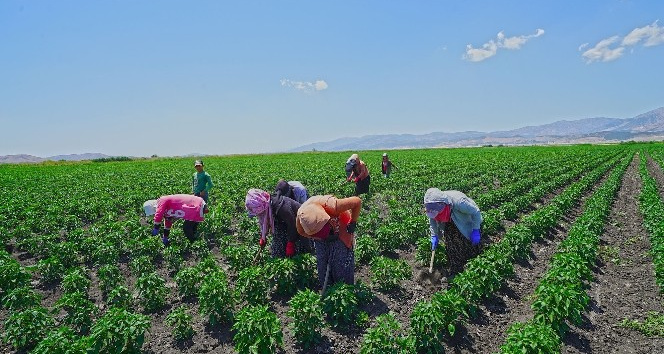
364, 150, 619, 271
0, 144, 638, 352
349, 154, 626, 353
415, 155, 626, 352
500, 154, 629, 352
640, 152, 664, 292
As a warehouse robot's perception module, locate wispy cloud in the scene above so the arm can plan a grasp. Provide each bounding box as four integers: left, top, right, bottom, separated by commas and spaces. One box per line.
280, 79, 328, 93
463, 28, 544, 62
581, 20, 664, 63
580, 36, 625, 63
622, 20, 664, 47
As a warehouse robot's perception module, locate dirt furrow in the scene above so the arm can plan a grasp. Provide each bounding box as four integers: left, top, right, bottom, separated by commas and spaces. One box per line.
443, 158, 621, 353
561, 153, 664, 353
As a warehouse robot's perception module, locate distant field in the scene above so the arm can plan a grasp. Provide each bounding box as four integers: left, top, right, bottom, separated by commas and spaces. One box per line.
1, 143, 663, 353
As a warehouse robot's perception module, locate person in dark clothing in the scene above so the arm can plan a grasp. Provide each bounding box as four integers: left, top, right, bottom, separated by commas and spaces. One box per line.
245, 188, 313, 258
274, 179, 309, 204
381, 153, 398, 178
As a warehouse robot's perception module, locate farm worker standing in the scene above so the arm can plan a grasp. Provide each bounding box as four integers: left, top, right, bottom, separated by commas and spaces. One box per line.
345, 154, 370, 196
424, 188, 483, 275
192, 160, 213, 205
245, 187, 313, 258
381, 153, 398, 178
274, 179, 309, 204
296, 195, 362, 288
143, 194, 207, 246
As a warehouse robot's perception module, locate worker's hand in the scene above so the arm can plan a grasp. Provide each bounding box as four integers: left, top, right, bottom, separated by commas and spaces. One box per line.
151, 225, 160, 236
259, 237, 266, 248
431, 235, 439, 251
470, 229, 481, 246
285, 241, 296, 257
354, 177, 360, 183
346, 221, 357, 234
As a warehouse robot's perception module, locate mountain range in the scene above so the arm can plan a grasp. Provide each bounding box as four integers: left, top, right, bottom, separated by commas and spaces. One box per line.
290, 107, 664, 152
0, 153, 111, 164
2, 107, 663, 163
0, 152, 210, 164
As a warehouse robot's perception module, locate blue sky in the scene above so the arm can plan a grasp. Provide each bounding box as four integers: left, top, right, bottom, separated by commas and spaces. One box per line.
1, 0, 663, 157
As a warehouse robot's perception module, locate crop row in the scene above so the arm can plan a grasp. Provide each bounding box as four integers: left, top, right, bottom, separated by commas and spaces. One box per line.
500, 153, 630, 352
638, 152, 664, 292
0, 145, 637, 352
357, 153, 625, 353
358, 150, 621, 269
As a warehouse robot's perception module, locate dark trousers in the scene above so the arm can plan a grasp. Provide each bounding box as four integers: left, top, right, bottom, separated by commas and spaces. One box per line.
355, 175, 370, 196
183, 220, 199, 241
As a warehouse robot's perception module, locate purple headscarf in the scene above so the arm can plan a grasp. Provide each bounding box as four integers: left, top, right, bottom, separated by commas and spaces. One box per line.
245, 188, 274, 241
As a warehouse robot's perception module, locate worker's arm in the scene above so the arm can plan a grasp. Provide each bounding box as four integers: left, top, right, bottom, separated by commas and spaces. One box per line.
333, 196, 362, 222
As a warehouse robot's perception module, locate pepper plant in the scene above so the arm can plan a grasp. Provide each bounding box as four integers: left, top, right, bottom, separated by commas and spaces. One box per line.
232, 304, 283, 354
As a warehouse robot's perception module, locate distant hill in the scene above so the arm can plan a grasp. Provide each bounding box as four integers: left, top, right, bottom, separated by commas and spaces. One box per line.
291, 107, 664, 152
0, 153, 110, 164
48, 153, 110, 161
0, 154, 46, 164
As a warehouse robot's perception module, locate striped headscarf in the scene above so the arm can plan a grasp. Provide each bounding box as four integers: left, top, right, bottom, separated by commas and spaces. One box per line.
245, 189, 274, 241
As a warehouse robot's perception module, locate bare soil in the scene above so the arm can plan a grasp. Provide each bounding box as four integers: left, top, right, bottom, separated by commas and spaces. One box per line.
434, 155, 618, 353
558, 153, 664, 353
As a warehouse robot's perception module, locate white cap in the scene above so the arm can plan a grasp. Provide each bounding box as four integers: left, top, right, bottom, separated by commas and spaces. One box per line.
143, 200, 158, 216
383, 153, 388, 157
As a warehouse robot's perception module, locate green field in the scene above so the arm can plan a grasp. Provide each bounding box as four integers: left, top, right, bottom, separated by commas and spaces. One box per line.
1, 143, 663, 353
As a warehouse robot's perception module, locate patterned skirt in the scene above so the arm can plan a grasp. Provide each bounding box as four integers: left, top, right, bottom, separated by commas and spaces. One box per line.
444, 221, 480, 275
314, 239, 354, 287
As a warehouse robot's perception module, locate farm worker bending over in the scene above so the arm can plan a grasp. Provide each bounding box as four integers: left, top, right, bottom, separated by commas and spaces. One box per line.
275, 179, 309, 204
143, 194, 207, 246
424, 188, 483, 275
345, 154, 370, 196
381, 153, 398, 178
192, 160, 213, 204
245, 186, 313, 258
296, 195, 362, 287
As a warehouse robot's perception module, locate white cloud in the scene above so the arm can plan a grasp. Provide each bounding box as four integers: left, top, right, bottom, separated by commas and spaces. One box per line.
280, 79, 328, 93
464, 28, 544, 62
581, 36, 625, 63
622, 20, 664, 47
314, 80, 328, 91
582, 20, 664, 63
463, 41, 498, 62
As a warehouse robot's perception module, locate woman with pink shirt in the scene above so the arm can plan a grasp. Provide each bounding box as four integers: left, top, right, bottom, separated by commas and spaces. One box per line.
143, 194, 207, 246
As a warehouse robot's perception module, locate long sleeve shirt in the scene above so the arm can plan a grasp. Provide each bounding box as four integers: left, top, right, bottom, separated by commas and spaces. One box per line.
426, 190, 482, 240
192, 171, 214, 194
270, 195, 301, 244
154, 194, 206, 229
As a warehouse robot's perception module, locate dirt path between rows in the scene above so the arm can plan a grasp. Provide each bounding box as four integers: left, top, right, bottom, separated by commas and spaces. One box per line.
438, 156, 620, 353
561, 153, 664, 353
